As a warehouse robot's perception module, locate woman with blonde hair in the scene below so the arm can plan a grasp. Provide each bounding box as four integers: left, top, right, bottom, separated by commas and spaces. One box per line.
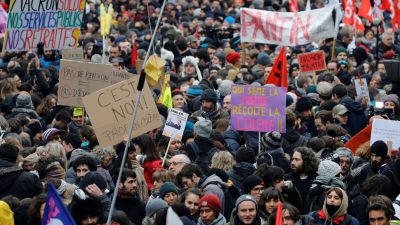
44, 142, 67, 169
0, 77, 17, 102
93, 145, 116, 169
210, 151, 236, 172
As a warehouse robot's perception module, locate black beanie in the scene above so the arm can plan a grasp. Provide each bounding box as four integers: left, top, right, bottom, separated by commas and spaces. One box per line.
370, 140, 388, 158
200, 89, 218, 103
243, 175, 263, 194
295, 96, 313, 113
79, 172, 107, 193
71, 199, 103, 223
235, 146, 256, 164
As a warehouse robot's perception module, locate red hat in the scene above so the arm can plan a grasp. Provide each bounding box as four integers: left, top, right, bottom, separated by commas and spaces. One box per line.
226, 52, 240, 65
198, 194, 221, 213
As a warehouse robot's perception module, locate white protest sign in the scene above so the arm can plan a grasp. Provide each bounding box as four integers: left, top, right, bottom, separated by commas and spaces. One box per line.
163, 109, 189, 141
240, 5, 342, 46
354, 78, 370, 104
370, 118, 400, 151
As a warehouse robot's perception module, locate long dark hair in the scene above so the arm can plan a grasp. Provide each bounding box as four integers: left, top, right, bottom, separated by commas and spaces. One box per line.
133, 134, 161, 161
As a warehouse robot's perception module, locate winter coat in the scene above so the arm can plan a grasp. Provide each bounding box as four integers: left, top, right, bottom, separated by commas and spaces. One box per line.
197, 212, 226, 225
282, 127, 308, 156
339, 96, 367, 137
224, 130, 241, 154
0, 159, 43, 199
142, 159, 162, 190
6, 107, 39, 119
348, 185, 369, 225
284, 171, 317, 214
180, 136, 218, 173
262, 148, 291, 173
198, 174, 227, 207
115, 197, 146, 225
191, 105, 230, 124
380, 159, 400, 200
228, 162, 255, 194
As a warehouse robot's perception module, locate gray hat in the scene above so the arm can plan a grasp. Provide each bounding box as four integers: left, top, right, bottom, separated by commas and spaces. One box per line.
317, 81, 333, 97
194, 120, 212, 138
332, 104, 349, 116
215, 51, 226, 64
257, 52, 271, 66
218, 80, 233, 97
235, 195, 257, 208
261, 131, 282, 150
186, 35, 197, 44
146, 198, 168, 217
16, 94, 33, 109
317, 160, 341, 179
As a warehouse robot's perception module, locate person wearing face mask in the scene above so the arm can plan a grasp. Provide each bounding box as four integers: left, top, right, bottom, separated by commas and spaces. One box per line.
304, 187, 359, 225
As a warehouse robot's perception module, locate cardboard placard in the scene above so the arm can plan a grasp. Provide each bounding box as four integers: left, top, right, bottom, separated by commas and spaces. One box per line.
163, 109, 189, 141
230, 85, 286, 132
82, 76, 163, 147
62, 48, 84, 61
370, 118, 400, 153
58, 60, 131, 107
3, 0, 85, 51
297, 51, 327, 73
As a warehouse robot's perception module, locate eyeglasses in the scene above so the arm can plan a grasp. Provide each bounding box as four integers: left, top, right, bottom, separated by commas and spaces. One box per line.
170, 161, 186, 166
251, 187, 265, 193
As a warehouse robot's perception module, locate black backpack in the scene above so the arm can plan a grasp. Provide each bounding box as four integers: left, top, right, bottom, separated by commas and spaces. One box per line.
188, 141, 218, 173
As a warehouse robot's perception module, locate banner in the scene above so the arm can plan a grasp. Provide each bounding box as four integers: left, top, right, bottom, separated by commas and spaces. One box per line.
58, 60, 132, 107
240, 5, 341, 46
42, 184, 77, 225
3, 0, 85, 51
230, 85, 286, 132
163, 109, 189, 141
82, 76, 163, 147
297, 51, 326, 73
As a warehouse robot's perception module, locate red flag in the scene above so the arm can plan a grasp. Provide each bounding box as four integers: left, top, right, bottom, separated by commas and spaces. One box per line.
131, 40, 138, 68
194, 25, 201, 38
355, 15, 366, 32
344, 124, 372, 154
275, 202, 283, 225
358, 0, 373, 22
381, 0, 393, 12
393, 0, 400, 30
343, 0, 356, 25
289, 0, 299, 12
265, 48, 288, 88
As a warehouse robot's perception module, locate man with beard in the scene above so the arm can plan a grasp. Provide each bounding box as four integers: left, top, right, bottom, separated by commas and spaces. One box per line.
356, 141, 389, 185
69, 155, 97, 185
334, 147, 356, 194
39, 48, 60, 71
115, 168, 146, 225
191, 89, 230, 124
295, 97, 318, 138
284, 147, 319, 214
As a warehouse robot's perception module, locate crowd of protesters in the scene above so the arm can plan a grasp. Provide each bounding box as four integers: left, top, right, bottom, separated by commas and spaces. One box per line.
1, 0, 400, 225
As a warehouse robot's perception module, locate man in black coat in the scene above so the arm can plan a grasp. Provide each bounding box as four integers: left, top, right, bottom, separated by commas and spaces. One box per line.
0, 143, 42, 199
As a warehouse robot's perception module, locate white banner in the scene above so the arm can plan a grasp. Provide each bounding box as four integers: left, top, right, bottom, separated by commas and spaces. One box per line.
240, 5, 342, 46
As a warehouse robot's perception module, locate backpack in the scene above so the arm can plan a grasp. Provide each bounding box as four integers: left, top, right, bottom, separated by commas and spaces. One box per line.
188, 141, 218, 173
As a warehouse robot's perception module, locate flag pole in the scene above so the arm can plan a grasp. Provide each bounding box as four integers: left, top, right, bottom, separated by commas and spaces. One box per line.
241, 42, 246, 66
105, 1, 167, 224
162, 138, 172, 167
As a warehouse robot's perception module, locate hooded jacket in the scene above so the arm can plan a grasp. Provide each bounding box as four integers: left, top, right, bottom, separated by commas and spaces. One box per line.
262, 148, 291, 173
228, 162, 255, 193
282, 127, 308, 156
380, 159, 400, 200
227, 203, 262, 225
339, 96, 367, 136
224, 130, 241, 154
199, 174, 228, 207
197, 212, 226, 225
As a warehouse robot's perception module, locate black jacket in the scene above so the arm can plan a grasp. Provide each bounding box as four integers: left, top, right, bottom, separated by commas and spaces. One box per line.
284, 171, 318, 214
340, 96, 367, 136
228, 162, 255, 194
282, 127, 308, 156
380, 159, 400, 200
115, 197, 146, 225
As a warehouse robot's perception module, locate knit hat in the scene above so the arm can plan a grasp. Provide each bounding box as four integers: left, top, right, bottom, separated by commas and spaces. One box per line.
295, 97, 313, 113
146, 198, 168, 217
218, 80, 233, 97
42, 128, 66, 144
235, 194, 257, 208
286, 94, 294, 107
186, 85, 203, 97
257, 52, 271, 66
71, 198, 103, 223
243, 175, 264, 194
235, 146, 256, 164
0, 201, 14, 225
159, 182, 178, 199
226, 52, 240, 64
262, 131, 282, 150
201, 89, 218, 103
317, 160, 341, 179
317, 81, 333, 97
194, 120, 212, 138
370, 140, 388, 158
215, 51, 226, 64
199, 194, 222, 213
383, 94, 400, 106
16, 94, 33, 109
0, 143, 19, 162
336, 47, 348, 56
79, 171, 107, 193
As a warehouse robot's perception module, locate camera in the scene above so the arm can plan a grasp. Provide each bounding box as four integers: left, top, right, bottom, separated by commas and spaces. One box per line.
367, 101, 396, 120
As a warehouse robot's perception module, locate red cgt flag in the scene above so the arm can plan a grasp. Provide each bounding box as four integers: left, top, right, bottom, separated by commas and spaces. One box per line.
131, 40, 138, 68
343, 0, 356, 25
393, 0, 400, 30
289, 0, 299, 12
358, 0, 373, 22
355, 15, 366, 32
265, 47, 288, 89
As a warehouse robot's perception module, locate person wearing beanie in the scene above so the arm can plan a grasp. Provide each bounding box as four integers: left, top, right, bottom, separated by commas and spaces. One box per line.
145, 198, 168, 218
251, 52, 271, 78
227, 194, 261, 225
357, 140, 389, 186
159, 182, 179, 206
295, 96, 318, 138
316, 81, 336, 111
336, 47, 348, 61
213, 51, 226, 67
191, 88, 229, 124
260, 131, 291, 173
182, 56, 203, 82
226, 52, 241, 69
0, 143, 42, 199
228, 146, 256, 194
242, 175, 264, 201
218, 80, 234, 98
383, 94, 400, 120
7, 93, 39, 119
198, 194, 226, 225
70, 198, 104, 225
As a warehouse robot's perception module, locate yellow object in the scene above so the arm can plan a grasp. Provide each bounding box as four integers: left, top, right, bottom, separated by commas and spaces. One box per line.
100, 4, 114, 37
0, 201, 14, 225
144, 54, 165, 87
158, 75, 172, 109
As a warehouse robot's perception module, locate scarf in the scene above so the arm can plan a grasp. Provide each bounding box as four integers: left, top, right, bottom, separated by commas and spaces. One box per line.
317, 210, 345, 225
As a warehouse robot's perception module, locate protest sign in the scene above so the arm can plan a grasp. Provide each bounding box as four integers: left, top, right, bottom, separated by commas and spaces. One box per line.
58, 60, 132, 107
297, 51, 326, 73
163, 109, 189, 141
370, 118, 400, 152
62, 48, 83, 60
354, 78, 370, 104
82, 76, 162, 147
230, 85, 286, 132
240, 5, 341, 46
3, 0, 85, 51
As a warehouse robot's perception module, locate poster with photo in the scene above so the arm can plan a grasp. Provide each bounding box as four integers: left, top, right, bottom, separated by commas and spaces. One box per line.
163, 109, 189, 141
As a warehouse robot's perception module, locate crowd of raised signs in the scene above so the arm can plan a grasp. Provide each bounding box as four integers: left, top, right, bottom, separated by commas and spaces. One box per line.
2, 0, 400, 225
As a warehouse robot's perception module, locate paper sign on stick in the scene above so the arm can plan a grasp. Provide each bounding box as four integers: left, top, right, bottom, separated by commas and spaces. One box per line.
230, 85, 286, 132
58, 60, 131, 107
82, 76, 162, 147
3, 0, 85, 51
297, 51, 327, 73
163, 109, 189, 141
370, 118, 400, 152
354, 78, 370, 104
